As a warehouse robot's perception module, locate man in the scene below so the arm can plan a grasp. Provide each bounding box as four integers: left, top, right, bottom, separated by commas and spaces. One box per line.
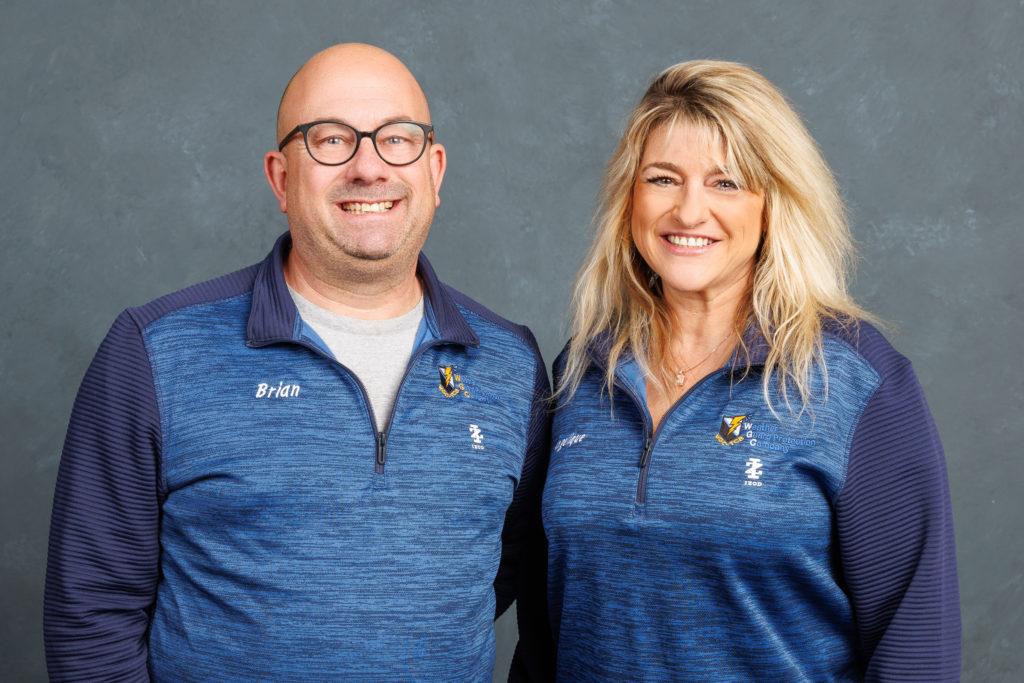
44, 44, 550, 681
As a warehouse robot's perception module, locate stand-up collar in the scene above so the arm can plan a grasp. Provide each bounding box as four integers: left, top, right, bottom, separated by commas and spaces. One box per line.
247, 232, 479, 348
247, 233, 296, 345
415, 250, 479, 347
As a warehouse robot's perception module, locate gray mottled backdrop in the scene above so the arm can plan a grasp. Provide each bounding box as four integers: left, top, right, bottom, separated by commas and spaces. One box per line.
2, 1, 1020, 680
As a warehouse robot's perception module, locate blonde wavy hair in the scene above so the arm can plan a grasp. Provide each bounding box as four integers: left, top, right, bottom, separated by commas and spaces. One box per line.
560, 59, 874, 411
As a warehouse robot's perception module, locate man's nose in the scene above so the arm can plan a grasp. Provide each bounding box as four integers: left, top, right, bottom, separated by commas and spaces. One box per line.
344, 136, 390, 182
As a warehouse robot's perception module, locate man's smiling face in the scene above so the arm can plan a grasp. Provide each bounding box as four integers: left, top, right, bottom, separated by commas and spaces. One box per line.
267, 44, 446, 286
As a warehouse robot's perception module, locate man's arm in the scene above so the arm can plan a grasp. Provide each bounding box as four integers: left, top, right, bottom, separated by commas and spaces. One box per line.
836, 359, 961, 681
499, 350, 555, 681
44, 310, 163, 682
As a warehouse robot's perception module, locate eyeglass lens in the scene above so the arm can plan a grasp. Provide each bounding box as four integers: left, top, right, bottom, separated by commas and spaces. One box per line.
305, 122, 428, 166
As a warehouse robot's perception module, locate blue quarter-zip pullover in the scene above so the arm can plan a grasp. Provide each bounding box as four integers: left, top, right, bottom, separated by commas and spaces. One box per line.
44, 233, 550, 682
542, 323, 959, 681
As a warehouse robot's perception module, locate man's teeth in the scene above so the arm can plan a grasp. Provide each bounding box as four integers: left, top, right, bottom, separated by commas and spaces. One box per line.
342, 201, 394, 214
666, 235, 712, 247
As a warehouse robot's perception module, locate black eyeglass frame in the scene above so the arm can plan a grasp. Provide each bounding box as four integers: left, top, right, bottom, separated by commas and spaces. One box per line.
277, 120, 435, 167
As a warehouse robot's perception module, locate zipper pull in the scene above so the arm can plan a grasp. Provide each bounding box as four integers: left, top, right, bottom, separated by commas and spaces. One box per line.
376, 431, 387, 466
639, 437, 653, 468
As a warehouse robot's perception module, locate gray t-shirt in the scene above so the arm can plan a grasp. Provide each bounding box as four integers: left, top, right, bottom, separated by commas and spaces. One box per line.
289, 286, 424, 431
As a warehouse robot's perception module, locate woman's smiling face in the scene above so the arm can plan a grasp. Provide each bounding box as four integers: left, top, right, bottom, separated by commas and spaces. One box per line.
630, 121, 765, 306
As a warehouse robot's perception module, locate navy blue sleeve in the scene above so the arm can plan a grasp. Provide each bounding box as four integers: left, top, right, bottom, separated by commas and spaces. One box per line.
496, 346, 555, 681
836, 358, 961, 681
506, 352, 557, 682
44, 310, 162, 682
494, 345, 551, 612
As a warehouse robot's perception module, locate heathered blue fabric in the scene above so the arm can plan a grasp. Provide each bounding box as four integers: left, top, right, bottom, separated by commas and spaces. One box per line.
44, 233, 550, 682
541, 322, 960, 681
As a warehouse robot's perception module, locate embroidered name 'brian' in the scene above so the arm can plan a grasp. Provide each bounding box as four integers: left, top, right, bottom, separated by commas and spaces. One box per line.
255, 381, 301, 398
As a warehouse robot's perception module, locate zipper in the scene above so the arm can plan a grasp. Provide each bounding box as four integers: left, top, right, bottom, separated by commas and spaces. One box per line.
614, 371, 722, 505
639, 437, 653, 468
249, 337, 447, 477
608, 375, 653, 504
376, 340, 447, 472
376, 432, 387, 470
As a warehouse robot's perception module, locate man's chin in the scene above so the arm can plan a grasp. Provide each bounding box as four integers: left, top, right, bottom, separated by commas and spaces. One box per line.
343, 249, 393, 262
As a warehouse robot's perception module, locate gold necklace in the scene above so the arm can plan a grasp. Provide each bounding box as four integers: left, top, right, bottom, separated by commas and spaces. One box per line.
673, 332, 734, 386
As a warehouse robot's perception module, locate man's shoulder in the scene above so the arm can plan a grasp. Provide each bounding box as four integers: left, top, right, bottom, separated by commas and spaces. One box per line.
124, 262, 261, 331
442, 284, 541, 358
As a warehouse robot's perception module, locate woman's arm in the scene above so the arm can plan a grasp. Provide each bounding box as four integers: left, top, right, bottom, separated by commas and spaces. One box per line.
836, 357, 960, 681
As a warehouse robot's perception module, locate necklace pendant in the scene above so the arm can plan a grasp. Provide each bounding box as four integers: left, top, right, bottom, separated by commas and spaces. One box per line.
674, 370, 686, 386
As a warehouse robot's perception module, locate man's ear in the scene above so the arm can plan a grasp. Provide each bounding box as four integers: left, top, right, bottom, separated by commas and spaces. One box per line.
428, 143, 447, 208
264, 150, 288, 213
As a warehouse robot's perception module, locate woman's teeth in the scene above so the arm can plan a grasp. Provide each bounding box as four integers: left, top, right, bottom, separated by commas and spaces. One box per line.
666, 235, 712, 247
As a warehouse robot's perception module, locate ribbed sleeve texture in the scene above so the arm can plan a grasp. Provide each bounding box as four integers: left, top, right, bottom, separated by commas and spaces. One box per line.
496, 341, 551, 615
44, 310, 162, 682
836, 357, 961, 681
507, 355, 556, 682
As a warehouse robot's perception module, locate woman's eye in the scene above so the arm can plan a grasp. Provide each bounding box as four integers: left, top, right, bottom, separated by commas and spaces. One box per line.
715, 179, 740, 190
645, 176, 675, 186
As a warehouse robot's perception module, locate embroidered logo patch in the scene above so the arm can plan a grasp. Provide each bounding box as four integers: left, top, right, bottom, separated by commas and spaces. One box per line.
438, 365, 465, 398
744, 418, 816, 454
468, 424, 485, 450
744, 457, 764, 486
715, 414, 747, 445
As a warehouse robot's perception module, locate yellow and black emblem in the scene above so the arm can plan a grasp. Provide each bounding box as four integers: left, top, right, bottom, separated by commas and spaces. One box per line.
716, 414, 747, 445
438, 365, 465, 398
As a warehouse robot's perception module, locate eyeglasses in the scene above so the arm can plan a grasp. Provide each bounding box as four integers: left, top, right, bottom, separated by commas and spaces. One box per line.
277, 120, 434, 166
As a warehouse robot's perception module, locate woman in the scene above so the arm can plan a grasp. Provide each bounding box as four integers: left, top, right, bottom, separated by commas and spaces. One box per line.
541, 61, 960, 681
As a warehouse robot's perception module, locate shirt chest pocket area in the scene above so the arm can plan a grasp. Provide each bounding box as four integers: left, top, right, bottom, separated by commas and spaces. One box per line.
385, 389, 529, 505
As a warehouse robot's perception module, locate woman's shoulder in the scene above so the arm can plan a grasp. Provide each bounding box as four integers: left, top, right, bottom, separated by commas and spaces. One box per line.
552, 339, 572, 371
553, 332, 615, 371
821, 317, 913, 382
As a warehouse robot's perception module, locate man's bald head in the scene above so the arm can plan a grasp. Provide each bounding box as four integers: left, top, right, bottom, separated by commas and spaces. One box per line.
276, 43, 431, 144
264, 43, 446, 309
